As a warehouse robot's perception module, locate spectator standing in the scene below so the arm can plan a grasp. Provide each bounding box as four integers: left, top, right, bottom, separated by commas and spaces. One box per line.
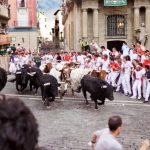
121, 42, 130, 56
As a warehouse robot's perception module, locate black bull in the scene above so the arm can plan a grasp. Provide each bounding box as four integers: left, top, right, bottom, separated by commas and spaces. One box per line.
80, 75, 114, 109
41, 74, 58, 106
0, 67, 7, 91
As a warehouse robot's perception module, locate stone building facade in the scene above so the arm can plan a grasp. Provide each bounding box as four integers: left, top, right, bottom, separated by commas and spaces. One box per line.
62, 0, 150, 51
8, 0, 38, 51
0, 0, 11, 50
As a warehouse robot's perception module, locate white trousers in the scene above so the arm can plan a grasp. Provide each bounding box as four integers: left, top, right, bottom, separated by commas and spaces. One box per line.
132, 80, 142, 98
142, 77, 147, 98
106, 72, 112, 84
122, 74, 132, 95
111, 72, 120, 87
145, 81, 150, 101
116, 73, 123, 91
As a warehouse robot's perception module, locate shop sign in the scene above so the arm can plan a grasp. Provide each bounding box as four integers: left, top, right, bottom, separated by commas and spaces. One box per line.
104, 0, 127, 6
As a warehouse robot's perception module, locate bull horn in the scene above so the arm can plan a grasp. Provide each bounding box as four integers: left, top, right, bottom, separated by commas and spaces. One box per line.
16, 72, 22, 74
27, 73, 32, 76
43, 83, 51, 86
101, 85, 107, 89
27, 72, 36, 76
58, 82, 65, 84
31, 72, 36, 74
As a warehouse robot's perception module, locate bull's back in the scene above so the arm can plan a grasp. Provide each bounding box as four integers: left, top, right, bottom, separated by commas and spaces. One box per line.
81, 75, 101, 94
42, 74, 58, 95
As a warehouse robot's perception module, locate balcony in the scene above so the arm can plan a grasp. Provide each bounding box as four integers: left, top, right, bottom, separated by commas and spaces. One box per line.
0, 4, 9, 19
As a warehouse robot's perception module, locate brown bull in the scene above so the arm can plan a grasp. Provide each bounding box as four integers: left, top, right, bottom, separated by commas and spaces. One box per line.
91, 70, 107, 80
43, 63, 53, 73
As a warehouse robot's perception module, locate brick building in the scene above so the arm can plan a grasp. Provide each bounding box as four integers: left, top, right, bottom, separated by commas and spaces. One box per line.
8, 0, 38, 51
62, 0, 150, 51
0, 0, 11, 51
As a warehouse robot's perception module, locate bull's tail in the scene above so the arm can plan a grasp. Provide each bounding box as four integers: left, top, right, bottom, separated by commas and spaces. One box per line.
75, 85, 82, 93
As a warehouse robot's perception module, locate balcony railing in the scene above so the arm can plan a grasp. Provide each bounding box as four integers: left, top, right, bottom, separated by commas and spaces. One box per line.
0, 4, 9, 18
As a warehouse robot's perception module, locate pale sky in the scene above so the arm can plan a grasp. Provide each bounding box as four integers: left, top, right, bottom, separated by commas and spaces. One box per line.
37, 0, 62, 29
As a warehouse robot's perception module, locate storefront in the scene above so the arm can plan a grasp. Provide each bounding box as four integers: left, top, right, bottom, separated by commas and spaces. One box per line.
0, 34, 12, 55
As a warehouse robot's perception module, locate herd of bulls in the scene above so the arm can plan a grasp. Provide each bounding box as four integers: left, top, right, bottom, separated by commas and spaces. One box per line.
0, 63, 114, 109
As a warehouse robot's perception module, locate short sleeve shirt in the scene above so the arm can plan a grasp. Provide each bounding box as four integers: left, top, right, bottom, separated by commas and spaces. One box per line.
95, 128, 123, 150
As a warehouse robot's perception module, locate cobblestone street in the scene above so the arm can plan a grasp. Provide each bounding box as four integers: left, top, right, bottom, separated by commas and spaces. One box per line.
2, 82, 150, 150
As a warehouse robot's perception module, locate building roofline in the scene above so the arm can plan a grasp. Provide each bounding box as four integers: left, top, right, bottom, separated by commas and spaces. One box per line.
54, 9, 61, 15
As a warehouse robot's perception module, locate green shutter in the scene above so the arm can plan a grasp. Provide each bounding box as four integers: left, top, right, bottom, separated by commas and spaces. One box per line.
104, 0, 127, 6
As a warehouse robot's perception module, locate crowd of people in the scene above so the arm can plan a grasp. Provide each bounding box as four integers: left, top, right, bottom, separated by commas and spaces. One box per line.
0, 40, 150, 149
8, 41, 150, 103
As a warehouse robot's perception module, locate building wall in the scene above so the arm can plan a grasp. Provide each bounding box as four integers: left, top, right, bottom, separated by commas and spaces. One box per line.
9, 29, 38, 51
7, 0, 17, 27
63, 0, 150, 51
98, 0, 134, 49
38, 12, 52, 41
0, 0, 11, 47
8, 0, 38, 51
64, 10, 73, 50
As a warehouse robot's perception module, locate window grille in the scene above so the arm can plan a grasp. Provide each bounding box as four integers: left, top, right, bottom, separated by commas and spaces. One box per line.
106, 15, 127, 38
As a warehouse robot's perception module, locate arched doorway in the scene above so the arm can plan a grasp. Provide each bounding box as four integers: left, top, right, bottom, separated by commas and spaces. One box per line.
107, 40, 125, 52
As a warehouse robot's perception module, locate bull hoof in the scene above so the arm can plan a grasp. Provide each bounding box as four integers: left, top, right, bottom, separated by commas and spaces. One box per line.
62, 90, 67, 96
98, 102, 104, 105
95, 108, 98, 110
86, 104, 90, 107
46, 106, 51, 109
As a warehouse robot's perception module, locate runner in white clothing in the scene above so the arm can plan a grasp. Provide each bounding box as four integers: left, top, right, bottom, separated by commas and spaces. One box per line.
130, 65, 145, 99
121, 56, 133, 96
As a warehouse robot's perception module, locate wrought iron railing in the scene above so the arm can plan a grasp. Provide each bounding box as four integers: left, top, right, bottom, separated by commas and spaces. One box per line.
105, 14, 127, 39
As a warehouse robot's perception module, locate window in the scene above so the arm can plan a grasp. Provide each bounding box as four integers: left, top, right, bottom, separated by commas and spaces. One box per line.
107, 15, 126, 37
18, 0, 26, 7
17, 9, 28, 27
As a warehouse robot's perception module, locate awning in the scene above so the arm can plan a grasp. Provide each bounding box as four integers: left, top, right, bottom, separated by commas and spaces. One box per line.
0, 34, 12, 45
104, 0, 127, 6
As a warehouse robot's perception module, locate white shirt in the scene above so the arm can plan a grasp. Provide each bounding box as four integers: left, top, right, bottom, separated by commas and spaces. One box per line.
77, 55, 85, 65
102, 49, 111, 57
122, 45, 129, 56
101, 59, 110, 73
46, 54, 53, 63
122, 61, 133, 74
141, 55, 146, 63
135, 68, 145, 79
131, 53, 138, 61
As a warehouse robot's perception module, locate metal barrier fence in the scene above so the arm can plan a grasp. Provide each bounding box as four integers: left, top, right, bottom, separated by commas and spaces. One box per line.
0, 55, 10, 71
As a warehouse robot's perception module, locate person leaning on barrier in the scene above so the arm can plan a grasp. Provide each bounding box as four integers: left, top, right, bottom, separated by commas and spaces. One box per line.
0, 95, 47, 150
